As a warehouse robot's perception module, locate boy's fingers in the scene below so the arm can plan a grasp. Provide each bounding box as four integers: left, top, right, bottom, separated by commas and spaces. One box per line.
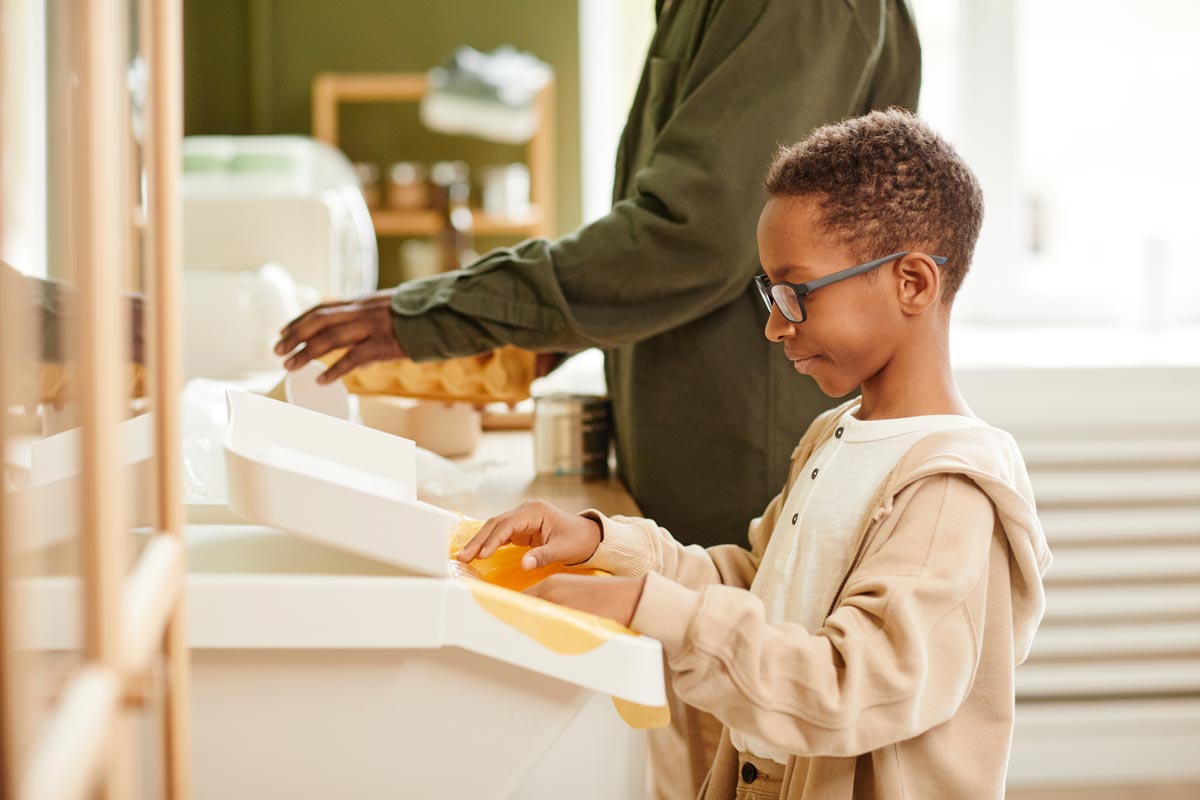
458, 516, 503, 561
479, 520, 520, 560
458, 506, 549, 563
510, 530, 536, 547
522, 575, 562, 598
523, 540, 567, 571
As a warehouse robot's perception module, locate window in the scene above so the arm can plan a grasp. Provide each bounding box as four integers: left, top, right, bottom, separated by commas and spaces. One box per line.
911, 0, 1200, 328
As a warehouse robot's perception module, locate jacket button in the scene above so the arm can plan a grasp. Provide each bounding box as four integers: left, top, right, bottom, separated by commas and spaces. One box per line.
741, 762, 758, 783
835, 427, 844, 438
811, 468, 820, 479
791, 513, 798, 525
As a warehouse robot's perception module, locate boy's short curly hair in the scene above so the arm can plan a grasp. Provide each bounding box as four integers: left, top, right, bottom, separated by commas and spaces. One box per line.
764, 108, 983, 303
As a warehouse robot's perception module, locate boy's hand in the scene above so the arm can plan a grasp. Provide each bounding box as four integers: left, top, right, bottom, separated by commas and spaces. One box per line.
457, 500, 602, 570
524, 574, 646, 628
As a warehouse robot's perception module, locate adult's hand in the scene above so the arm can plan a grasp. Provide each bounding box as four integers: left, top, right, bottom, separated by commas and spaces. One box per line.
274, 289, 406, 384
534, 352, 569, 378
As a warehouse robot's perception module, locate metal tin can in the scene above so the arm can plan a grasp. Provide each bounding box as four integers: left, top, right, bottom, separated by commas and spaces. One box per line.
533, 394, 611, 481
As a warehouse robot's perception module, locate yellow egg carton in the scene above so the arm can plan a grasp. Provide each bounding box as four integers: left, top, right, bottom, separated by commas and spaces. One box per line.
322, 345, 535, 406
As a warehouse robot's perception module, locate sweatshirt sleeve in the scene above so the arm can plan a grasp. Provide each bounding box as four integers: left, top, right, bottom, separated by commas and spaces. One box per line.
572, 454, 794, 610
387, 0, 883, 360
631, 474, 999, 757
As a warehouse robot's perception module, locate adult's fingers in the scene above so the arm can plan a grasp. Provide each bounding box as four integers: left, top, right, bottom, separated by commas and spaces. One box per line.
282, 320, 369, 370
274, 305, 359, 357
276, 302, 331, 344
318, 343, 373, 384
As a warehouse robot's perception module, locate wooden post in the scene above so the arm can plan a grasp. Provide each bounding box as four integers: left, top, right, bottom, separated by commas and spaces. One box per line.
76, 0, 132, 796
144, 0, 192, 796
311, 74, 339, 146
0, 5, 23, 795
528, 79, 556, 239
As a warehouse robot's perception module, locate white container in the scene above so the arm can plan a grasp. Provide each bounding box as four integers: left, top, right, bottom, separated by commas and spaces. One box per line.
482, 163, 531, 217
183, 262, 320, 380
533, 394, 612, 480
10, 412, 156, 553
182, 135, 378, 300
224, 389, 461, 576
26, 524, 662, 799
25, 390, 664, 797
357, 395, 483, 457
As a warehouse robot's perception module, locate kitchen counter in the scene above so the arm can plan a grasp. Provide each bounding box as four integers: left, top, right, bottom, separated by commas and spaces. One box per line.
440, 428, 642, 522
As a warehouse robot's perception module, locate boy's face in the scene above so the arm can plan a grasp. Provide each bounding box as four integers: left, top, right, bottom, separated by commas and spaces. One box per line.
756, 194, 902, 398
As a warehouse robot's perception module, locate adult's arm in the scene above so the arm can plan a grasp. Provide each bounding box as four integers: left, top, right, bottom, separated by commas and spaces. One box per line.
389, 0, 893, 360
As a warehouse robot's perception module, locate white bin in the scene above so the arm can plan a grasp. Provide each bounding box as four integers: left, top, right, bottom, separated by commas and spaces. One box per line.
30, 524, 663, 799
25, 391, 665, 798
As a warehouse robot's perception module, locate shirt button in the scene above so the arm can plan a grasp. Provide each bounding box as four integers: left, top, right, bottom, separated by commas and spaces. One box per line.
835, 427, 844, 438
741, 762, 758, 783
811, 468, 820, 479
791, 513, 799, 525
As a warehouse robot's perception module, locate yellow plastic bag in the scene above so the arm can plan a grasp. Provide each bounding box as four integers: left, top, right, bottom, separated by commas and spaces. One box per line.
447, 518, 670, 729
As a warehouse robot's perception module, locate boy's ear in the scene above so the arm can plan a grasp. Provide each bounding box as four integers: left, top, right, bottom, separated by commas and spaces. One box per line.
894, 253, 942, 316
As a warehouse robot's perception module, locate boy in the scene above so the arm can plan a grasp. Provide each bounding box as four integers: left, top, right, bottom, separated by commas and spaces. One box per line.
458, 109, 1051, 799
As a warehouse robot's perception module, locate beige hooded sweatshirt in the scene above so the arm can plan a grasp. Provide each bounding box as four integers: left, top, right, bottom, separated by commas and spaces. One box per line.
581, 397, 1052, 799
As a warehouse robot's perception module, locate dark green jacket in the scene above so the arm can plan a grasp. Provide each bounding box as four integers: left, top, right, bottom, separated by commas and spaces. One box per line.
391, 0, 921, 547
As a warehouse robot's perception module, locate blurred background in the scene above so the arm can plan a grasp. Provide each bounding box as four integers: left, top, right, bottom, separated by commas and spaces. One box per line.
2, 2, 1198, 799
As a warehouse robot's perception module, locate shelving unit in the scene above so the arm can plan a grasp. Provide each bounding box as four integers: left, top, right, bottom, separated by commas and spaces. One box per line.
311, 72, 555, 249
1, 1, 192, 798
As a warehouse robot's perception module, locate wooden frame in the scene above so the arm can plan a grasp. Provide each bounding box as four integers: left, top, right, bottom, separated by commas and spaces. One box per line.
311, 72, 556, 245
1, 1, 191, 798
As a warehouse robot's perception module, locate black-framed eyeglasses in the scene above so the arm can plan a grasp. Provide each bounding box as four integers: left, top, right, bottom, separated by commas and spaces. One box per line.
753, 251, 948, 324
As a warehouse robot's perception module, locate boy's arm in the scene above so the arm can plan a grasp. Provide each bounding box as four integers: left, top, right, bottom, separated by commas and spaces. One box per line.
630, 474, 999, 757
574, 412, 835, 589
575, 475, 790, 591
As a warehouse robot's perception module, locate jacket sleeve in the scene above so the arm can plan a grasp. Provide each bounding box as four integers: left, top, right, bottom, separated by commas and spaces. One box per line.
575, 403, 842, 587
630, 473, 999, 757
574, 476, 787, 592
388, 0, 891, 360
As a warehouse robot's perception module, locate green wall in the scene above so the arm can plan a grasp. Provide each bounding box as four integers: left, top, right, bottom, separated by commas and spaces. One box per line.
183, 0, 581, 287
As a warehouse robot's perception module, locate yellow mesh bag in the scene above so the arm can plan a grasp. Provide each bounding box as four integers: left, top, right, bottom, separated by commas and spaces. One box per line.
446, 517, 670, 729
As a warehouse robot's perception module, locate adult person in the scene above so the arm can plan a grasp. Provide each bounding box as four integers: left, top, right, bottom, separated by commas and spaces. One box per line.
276, 2, 921, 796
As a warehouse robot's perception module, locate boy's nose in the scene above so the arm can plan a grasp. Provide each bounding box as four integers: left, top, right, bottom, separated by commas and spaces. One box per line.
764, 305, 797, 343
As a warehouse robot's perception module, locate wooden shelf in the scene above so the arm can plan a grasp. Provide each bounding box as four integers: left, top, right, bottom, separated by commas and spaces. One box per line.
313, 71, 555, 249
368, 208, 441, 236
369, 205, 546, 238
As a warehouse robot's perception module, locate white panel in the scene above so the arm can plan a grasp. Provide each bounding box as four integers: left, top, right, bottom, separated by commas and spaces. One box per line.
1037, 506, 1200, 545
1010, 699, 1200, 786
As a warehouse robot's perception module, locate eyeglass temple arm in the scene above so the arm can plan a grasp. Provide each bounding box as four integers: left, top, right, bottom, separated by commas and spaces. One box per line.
802, 252, 947, 292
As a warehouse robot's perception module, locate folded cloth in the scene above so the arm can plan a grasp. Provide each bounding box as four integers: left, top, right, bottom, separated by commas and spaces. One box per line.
420, 45, 552, 144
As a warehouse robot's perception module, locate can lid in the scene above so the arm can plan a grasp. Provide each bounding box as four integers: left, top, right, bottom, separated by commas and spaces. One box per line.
534, 393, 610, 412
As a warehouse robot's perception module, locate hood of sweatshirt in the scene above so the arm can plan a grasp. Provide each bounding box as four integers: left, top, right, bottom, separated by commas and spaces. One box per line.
880, 422, 1051, 665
